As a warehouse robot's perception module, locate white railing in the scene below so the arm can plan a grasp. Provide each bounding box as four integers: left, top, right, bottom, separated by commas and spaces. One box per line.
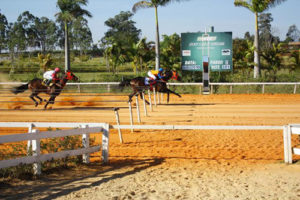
283, 124, 300, 164
111, 124, 297, 163
0, 122, 109, 175
1, 123, 299, 169
1, 82, 299, 94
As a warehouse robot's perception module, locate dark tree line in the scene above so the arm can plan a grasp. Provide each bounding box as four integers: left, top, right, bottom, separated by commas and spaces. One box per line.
0, 9, 93, 59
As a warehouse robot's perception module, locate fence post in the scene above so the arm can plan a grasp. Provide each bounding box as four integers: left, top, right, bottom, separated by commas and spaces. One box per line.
199, 85, 202, 94
135, 96, 141, 123
107, 84, 111, 92
77, 84, 81, 93
114, 108, 123, 143
294, 84, 297, 94
153, 87, 157, 107
101, 123, 110, 163
287, 125, 293, 163
32, 129, 41, 175
128, 101, 134, 132
148, 89, 153, 111
142, 92, 148, 117
27, 123, 35, 155
211, 85, 213, 94
230, 85, 233, 94
81, 125, 90, 164
283, 125, 289, 163
262, 84, 265, 94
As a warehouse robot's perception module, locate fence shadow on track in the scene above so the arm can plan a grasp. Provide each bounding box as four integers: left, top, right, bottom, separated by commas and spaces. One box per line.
162, 103, 217, 106
0, 158, 164, 200
0, 106, 129, 111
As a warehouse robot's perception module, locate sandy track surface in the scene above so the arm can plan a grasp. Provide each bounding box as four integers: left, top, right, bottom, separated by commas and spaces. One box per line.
1, 93, 300, 199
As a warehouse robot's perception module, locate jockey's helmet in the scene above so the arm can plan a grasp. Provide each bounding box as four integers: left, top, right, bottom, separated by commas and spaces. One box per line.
158, 68, 163, 72
54, 68, 60, 72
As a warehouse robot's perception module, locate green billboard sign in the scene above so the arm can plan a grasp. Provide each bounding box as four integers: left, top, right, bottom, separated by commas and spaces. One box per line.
181, 32, 232, 71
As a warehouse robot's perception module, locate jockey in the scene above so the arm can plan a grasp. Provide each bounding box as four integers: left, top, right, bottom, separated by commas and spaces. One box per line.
147, 67, 164, 80
43, 67, 61, 86
145, 67, 165, 89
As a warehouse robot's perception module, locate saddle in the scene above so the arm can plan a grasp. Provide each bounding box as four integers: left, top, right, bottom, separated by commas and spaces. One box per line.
42, 79, 59, 87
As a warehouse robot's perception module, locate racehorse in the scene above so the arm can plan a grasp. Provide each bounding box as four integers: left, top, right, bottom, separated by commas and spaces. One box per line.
11, 70, 79, 109
119, 70, 182, 104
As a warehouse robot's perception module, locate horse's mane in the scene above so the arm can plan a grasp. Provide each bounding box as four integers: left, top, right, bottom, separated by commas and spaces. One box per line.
162, 70, 173, 81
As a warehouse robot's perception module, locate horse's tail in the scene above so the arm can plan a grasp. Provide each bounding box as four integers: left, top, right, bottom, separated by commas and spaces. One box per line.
119, 79, 131, 91
11, 83, 29, 94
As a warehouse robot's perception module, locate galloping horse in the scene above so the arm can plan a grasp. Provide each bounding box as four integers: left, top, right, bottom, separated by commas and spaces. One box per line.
119, 70, 182, 104
11, 70, 79, 109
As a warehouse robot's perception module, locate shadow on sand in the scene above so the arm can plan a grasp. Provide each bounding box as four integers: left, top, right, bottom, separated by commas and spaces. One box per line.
0, 158, 164, 200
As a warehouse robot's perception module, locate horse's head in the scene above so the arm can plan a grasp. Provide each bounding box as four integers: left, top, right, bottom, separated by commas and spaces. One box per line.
163, 70, 181, 82
64, 70, 79, 82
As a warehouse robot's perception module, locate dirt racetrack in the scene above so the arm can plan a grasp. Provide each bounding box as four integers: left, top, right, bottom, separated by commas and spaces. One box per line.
1, 93, 300, 199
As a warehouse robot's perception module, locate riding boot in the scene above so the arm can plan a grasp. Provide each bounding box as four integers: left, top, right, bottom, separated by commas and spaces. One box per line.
46, 79, 52, 86
149, 80, 156, 90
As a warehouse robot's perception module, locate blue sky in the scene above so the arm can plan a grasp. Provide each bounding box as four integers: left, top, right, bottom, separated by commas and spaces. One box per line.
1, 0, 299, 43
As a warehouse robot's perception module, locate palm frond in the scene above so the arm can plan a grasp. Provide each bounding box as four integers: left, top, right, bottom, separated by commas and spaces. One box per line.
132, 1, 153, 13
234, 0, 252, 10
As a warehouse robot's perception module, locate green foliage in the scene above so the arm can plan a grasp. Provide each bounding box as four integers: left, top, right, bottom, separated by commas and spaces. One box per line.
160, 33, 181, 70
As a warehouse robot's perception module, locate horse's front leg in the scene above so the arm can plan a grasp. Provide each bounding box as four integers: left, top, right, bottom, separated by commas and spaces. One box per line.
128, 91, 137, 103
139, 91, 150, 105
35, 95, 44, 104
166, 88, 182, 98
44, 95, 56, 109
30, 94, 39, 107
167, 92, 170, 104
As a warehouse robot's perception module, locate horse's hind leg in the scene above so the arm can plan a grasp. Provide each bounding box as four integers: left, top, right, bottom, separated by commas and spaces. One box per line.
30, 93, 39, 107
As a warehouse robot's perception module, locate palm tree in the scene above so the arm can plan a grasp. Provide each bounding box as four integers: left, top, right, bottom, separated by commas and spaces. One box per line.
130, 37, 154, 74
234, 0, 287, 78
55, 0, 92, 71
132, 0, 186, 70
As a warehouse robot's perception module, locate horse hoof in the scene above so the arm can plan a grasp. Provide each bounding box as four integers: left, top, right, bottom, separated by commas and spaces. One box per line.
35, 103, 38, 107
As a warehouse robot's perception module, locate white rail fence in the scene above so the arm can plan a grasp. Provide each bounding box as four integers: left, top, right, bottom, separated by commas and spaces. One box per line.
112, 124, 299, 164
283, 124, 300, 164
1, 123, 299, 174
1, 82, 299, 94
0, 122, 109, 175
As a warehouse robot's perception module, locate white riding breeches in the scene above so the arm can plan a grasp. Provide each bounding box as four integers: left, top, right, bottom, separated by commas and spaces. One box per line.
147, 71, 157, 80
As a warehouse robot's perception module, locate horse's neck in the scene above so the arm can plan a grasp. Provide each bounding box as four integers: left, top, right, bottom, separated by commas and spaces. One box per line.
59, 77, 68, 88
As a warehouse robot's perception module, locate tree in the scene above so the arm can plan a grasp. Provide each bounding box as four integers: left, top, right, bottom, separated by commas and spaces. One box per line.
101, 11, 141, 73
72, 17, 93, 55
102, 11, 140, 47
286, 25, 300, 42
17, 11, 37, 52
261, 43, 285, 81
7, 21, 26, 58
0, 11, 8, 53
104, 39, 127, 74
259, 13, 279, 50
132, 0, 187, 70
233, 38, 255, 77
55, 0, 92, 71
130, 37, 155, 74
160, 33, 181, 71
234, 0, 287, 78
34, 17, 58, 53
